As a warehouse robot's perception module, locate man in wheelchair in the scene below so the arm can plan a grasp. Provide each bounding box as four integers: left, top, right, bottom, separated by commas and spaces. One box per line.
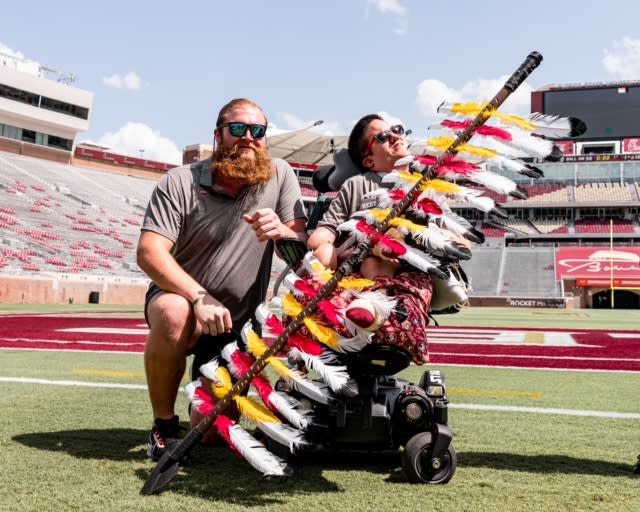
249, 114, 474, 482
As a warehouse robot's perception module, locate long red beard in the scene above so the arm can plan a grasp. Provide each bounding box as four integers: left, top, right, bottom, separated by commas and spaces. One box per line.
210, 143, 275, 188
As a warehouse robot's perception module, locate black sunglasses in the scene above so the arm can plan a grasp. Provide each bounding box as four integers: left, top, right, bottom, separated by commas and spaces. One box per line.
365, 124, 405, 155
218, 122, 267, 139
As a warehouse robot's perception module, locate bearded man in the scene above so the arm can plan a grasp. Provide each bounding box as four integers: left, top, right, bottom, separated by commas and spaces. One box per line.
137, 98, 307, 459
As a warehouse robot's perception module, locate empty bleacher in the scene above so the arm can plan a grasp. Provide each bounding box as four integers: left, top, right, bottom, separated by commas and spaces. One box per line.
574, 182, 634, 204
0, 151, 157, 276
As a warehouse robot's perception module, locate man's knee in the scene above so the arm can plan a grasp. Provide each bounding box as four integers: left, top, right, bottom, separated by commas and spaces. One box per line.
147, 292, 198, 348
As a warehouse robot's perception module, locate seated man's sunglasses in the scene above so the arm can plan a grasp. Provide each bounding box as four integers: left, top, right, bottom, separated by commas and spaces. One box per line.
218, 122, 267, 139
365, 124, 405, 156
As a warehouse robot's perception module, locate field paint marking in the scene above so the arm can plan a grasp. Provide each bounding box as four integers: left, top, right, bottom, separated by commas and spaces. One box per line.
1, 376, 639, 419
0, 347, 142, 354
0, 337, 145, 347
0, 376, 147, 390
432, 351, 640, 362
450, 403, 640, 419
58, 328, 149, 335
524, 331, 545, 345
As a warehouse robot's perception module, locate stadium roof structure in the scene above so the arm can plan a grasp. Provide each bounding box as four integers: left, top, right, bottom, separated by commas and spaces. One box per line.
268, 123, 348, 166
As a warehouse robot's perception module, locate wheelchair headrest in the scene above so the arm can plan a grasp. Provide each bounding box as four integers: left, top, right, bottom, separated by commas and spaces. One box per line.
312, 148, 363, 193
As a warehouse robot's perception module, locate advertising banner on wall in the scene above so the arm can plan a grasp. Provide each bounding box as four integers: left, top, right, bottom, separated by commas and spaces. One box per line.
556, 247, 640, 285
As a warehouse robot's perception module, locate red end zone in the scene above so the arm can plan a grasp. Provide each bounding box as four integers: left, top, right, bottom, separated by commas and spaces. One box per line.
1, 314, 638, 372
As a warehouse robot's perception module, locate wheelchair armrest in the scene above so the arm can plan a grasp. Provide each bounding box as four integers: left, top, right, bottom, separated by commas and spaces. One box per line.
276, 238, 308, 269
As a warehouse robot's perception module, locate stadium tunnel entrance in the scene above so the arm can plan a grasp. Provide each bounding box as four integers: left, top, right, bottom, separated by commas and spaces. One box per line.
592, 289, 640, 309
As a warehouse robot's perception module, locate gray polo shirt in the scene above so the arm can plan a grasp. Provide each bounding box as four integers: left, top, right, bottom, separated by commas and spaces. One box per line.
317, 171, 386, 237
142, 157, 306, 328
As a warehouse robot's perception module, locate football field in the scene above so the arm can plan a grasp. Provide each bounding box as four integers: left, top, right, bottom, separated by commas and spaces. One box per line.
1, 306, 638, 512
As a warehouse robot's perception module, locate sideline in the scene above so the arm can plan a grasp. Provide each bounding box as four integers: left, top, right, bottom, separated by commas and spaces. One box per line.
2, 376, 639, 420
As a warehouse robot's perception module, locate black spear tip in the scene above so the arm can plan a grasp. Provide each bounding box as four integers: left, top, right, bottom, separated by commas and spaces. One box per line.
141, 427, 204, 495
140, 451, 183, 495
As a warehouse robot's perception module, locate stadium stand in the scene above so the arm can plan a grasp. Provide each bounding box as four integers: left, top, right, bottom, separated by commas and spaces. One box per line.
0, 151, 156, 277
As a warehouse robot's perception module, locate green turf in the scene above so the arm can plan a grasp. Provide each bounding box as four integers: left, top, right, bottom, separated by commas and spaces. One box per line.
1, 348, 638, 512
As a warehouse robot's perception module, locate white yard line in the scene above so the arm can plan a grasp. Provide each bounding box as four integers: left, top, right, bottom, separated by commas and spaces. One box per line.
1, 376, 639, 419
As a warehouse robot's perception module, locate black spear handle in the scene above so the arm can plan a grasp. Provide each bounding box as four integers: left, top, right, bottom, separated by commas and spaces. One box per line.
141, 50, 543, 496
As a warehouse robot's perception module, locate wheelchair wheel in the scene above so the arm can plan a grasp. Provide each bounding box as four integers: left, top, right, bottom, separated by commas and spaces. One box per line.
401, 432, 456, 484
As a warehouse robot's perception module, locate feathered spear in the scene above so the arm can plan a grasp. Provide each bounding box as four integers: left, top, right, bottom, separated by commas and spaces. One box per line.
142, 50, 546, 495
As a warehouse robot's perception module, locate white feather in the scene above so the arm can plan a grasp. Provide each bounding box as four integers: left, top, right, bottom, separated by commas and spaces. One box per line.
228, 424, 292, 478
220, 341, 242, 378
199, 358, 222, 382
287, 370, 331, 404
288, 347, 358, 397
257, 422, 310, 453
398, 245, 443, 274
255, 302, 273, 325
334, 331, 371, 353
528, 112, 576, 139
183, 379, 202, 401
352, 290, 397, 318
267, 391, 312, 430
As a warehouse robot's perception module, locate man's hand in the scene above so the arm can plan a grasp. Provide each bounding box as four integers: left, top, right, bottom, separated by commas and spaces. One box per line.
192, 294, 232, 336
243, 208, 285, 241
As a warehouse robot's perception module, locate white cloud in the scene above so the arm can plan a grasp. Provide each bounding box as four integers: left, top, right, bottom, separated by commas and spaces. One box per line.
0, 42, 41, 76
103, 71, 143, 90
367, 0, 409, 35
602, 37, 640, 79
96, 122, 181, 164
416, 76, 533, 121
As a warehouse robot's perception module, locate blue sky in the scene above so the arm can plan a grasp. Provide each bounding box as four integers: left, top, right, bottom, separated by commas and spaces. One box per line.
2, 0, 640, 164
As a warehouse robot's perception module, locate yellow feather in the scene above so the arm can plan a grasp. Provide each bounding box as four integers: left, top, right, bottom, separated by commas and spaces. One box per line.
390, 217, 428, 235
246, 329, 267, 357
425, 179, 462, 194
457, 144, 497, 158
493, 111, 535, 131
281, 293, 303, 317
366, 208, 390, 222
210, 365, 232, 399
235, 396, 281, 424
450, 101, 487, 117
245, 328, 293, 379
266, 356, 293, 379
428, 136, 498, 159
338, 276, 376, 289
448, 102, 535, 131
304, 317, 339, 349
397, 170, 422, 184
427, 136, 457, 152
309, 260, 334, 282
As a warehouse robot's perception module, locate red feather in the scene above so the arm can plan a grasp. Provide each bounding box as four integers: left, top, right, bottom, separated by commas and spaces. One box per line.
213, 415, 242, 457
416, 197, 444, 216
356, 219, 406, 257
375, 235, 407, 257
194, 386, 215, 416
251, 375, 276, 409
293, 279, 317, 298
232, 349, 254, 375
288, 335, 324, 356
441, 119, 513, 141
266, 315, 285, 335
318, 299, 344, 326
